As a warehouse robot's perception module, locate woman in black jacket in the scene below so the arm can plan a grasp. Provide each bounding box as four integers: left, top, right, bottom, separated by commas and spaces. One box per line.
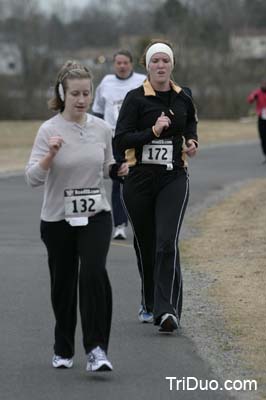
114, 39, 198, 333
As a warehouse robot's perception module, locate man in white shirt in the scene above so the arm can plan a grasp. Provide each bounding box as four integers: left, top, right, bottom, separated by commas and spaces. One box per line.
92, 49, 146, 239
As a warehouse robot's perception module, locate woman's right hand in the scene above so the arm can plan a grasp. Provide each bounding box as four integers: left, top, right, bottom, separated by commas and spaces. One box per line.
39, 135, 64, 171
48, 136, 64, 156
153, 112, 171, 136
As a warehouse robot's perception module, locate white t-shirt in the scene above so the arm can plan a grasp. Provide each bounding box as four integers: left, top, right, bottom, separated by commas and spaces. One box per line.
92, 72, 146, 131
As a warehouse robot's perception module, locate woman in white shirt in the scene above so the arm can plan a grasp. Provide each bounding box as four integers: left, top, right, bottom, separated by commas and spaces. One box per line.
25, 60, 128, 372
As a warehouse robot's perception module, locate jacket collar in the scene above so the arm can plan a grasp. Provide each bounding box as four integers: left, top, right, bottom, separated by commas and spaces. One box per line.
143, 79, 182, 96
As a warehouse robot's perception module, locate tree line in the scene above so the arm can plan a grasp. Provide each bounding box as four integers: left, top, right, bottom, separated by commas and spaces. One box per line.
1, 0, 266, 119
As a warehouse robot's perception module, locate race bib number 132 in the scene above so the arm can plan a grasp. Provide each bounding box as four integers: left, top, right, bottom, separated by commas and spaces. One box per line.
64, 188, 102, 218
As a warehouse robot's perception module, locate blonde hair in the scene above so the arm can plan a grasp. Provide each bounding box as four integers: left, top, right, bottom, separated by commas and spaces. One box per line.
48, 60, 93, 112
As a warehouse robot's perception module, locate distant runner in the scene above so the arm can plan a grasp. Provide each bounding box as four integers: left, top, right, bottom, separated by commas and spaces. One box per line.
247, 80, 266, 163
92, 49, 146, 239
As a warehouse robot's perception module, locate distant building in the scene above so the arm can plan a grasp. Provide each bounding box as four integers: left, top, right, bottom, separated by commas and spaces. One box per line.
0, 42, 22, 75
230, 30, 266, 59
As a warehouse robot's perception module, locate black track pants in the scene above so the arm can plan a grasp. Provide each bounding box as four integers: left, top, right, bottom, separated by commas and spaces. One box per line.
122, 166, 189, 324
111, 180, 128, 227
258, 117, 266, 156
40, 211, 112, 358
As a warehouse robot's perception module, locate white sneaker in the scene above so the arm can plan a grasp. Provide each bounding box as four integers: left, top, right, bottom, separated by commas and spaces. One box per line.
138, 306, 154, 323
159, 313, 178, 333
113, 224, 127, 240
86, 346, 113, 372
52, 355, 73, 368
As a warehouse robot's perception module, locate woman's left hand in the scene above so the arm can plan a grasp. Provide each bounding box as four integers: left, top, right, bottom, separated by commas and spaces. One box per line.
109, 161, 129, 182
184, 140, 198, 157
117, 162, 129, 177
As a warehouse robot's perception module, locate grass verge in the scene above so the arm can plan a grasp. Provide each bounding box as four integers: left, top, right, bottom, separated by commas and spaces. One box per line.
182, 178, 266, 399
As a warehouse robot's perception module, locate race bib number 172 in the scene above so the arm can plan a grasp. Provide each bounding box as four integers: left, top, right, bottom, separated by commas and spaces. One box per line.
141, 140, 173, 165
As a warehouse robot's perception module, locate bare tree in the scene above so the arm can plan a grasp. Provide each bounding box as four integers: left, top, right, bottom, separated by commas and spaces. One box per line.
1, 0, 265, 119
1, 0, 55, 117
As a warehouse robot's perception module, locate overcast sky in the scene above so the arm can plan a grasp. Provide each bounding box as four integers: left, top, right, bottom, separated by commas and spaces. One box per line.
38, 0, 168, 14
39, 0, 91, 12
1, 0, 163, 20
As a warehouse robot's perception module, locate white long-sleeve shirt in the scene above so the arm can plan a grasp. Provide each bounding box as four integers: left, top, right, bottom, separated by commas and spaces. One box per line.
92, 72, 146, 131
25, 113, 114, 221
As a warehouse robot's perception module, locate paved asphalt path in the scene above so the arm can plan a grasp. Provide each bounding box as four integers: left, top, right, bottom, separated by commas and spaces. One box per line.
0, 141, 265, 400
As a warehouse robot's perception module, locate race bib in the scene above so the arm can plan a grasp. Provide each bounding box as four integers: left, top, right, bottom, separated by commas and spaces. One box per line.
113, 100, 123, 121
64, 188, 103, 219
142, 140, 173, 165
261, 108, 266, 120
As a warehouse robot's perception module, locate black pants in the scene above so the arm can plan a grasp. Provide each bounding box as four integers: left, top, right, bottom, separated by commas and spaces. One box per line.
122, 166, 189, 324
258, 117, 266, 156
40, 211, 112, 358
111, 180, 128, 227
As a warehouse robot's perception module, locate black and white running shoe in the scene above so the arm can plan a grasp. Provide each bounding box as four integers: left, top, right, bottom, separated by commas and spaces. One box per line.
159, 313, 178, 333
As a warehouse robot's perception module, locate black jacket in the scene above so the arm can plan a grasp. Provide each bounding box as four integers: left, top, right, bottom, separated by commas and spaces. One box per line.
114, 79, 198, 168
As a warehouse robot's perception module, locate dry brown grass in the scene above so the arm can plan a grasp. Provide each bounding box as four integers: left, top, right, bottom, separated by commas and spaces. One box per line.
0, 120, 41, 172
198, 118, 257, 145
0, 118, 259, 172
183, 179, 266, 398
0, 120, 41, 148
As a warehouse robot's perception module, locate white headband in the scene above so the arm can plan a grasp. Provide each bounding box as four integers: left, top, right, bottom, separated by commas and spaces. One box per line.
145, 43, 174, 70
